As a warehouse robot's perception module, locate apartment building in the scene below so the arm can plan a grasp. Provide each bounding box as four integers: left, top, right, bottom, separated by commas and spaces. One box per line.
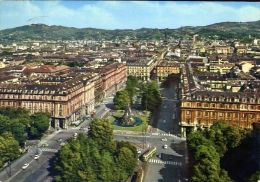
156, 60, 180, 81
179, 63, 260, 137
209, 63, 235, 74
126, 59, 156, 81
0, 74, 95, 129
215, 45, 232, 54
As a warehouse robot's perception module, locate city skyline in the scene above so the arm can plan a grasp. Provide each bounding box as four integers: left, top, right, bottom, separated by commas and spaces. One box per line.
0, 1, 260, 31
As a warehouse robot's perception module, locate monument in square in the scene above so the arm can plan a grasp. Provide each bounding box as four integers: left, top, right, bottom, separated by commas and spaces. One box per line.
120, 104, 134, 125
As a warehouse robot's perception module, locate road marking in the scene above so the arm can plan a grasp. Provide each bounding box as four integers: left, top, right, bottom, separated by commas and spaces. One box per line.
40, 148, 58, 153
148, 159, 182, 166
151, 133, 177, 137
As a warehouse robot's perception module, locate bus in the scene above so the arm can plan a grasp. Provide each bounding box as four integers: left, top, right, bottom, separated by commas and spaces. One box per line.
141, 146, 157, 162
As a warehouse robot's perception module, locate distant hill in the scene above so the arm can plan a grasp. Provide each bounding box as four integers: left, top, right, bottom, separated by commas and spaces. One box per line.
0, 20, 259, 45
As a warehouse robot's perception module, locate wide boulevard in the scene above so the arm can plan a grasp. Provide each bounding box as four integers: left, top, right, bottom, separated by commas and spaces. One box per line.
0, 82, 189, 182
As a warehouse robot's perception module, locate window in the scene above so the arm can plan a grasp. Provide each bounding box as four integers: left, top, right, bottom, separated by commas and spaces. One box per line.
204, 103, 209, 107
198, 119, 201, 124
186, 111, 190, 115
197, 103, 201, 107
251, 114, 254, 119
187, 119, 191, 124
198, 111, 201, 116
205, 111, 208, 116
219, 113, 223, 117
212, 112, 216, 117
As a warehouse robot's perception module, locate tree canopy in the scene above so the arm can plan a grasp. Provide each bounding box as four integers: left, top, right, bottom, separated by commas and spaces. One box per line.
141, 81, 161, 111
187, 121, 254, 182
54, 118, 137, 182
113, 90, 131, 110
0, 132, 20, 168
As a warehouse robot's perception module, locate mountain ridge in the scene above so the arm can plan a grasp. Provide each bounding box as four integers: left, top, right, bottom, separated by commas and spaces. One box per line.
0, 20, 259, 44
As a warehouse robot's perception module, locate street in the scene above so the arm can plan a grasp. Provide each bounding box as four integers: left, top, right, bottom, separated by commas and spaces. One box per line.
0, 82, 189, 182
142, 81, 189, 182
0, 97, 115, 182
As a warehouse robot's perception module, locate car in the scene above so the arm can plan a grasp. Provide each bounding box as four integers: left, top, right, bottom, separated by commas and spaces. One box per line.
57, 138, 62, 142
125, 136, 129, 139
42, 143, 49, 147
158, 153, 162, 159
164, 106, 167, 108
137, 150, 141, 154
34, 155, 39, 160
73, 133, 78, 137
164, 145, 168, 149
22, 163, 29, 169
60, 142, 65, 146
161, 138, 167, 141
104, 108, 107, 111
163, 120, 166, 123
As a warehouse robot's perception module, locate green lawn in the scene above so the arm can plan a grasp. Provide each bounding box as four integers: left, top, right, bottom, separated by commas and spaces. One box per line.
108, 112, 150, 132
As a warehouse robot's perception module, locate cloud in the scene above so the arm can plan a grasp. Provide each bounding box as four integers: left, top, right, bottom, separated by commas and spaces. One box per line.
0, 1, 259, 30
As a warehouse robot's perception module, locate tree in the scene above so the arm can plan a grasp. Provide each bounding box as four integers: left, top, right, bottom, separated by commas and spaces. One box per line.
0, 132, 20, 168
29, 112, 49, 139
224, 126, 242, 148
187, 131, 213, 152
88, 118, 114, 148
113, 90, 131, 110
141, 81, 161, 111
194, 145, 220, 165
54, 119, 137, 182
0, 115, 11, 134
244, 171, 260, 182
10, 119, 26, 146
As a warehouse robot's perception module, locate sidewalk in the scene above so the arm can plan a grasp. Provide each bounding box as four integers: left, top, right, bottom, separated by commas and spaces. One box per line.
0, 130, 61, 182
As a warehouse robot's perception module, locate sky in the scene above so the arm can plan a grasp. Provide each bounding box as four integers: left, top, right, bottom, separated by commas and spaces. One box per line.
0, 1, 259, 31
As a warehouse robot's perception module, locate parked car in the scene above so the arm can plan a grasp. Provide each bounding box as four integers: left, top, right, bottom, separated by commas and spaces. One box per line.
161, 138, 167, 141
34, 155, 39, 160
22, 163, 29, 169
158, 153, 162, 159
164, 145, 168, 149
57, 138, 62, 142
42, 143, 48, 147
73, 133, 78, 137
163, 120, 166, 123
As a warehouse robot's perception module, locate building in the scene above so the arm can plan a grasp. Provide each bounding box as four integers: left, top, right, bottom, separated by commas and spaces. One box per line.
215, 45, 232, 54
0, 74, 95, 129
179, 63, 260, 137
156, 60, 180, 81
126, 59, 156, 81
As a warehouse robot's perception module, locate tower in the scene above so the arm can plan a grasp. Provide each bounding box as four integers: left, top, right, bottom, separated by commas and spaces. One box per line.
193, 34, 198, 43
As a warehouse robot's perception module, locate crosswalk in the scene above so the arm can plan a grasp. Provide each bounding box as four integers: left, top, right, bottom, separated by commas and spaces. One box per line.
40, 148, 58, 153
148, 159, 182, 166
151, 133, 177, 137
